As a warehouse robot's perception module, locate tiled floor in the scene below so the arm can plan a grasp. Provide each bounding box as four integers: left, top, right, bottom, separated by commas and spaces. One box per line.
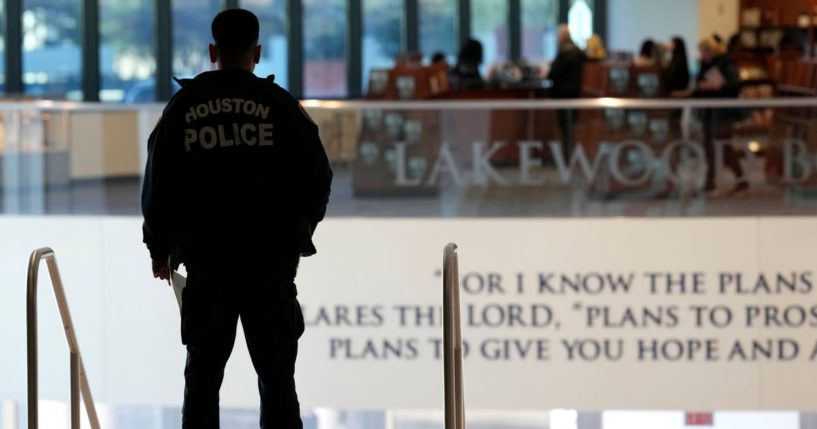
0, 403, 566, 429
3, 404, 817, 429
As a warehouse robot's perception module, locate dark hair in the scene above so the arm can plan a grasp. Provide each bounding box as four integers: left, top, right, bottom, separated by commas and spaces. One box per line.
668, 36, 690, 91
639, 39, 656, 59
727, 33, 741, 53
779, 32, 802, 52
431, 52, 447, 64
211, 9, 260, 61
457, 39, 483, 67
671, 37, 688, 65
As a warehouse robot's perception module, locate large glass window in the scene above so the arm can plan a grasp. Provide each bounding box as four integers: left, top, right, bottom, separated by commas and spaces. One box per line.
172, 0, 220, 79
521, 0, 558, 67
23, 0, 82, 99
568, 0, 593, 49
419, 0, 457, 63
303, 0, 347, 98
244, 0, 288, 88
471, 0, 508, 77
362, 0, 404, 91
100, 0, 156, 103
0, 1, 5, 93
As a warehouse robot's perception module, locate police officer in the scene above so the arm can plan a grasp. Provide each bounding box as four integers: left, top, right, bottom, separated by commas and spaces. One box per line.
141, 9, 332, 429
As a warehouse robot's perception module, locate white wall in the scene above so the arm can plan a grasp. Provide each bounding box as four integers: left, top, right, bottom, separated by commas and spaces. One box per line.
607, 0, 739, 56
699, 0, 740, 42
607, 0, 698, 55
5, 217, 817, 411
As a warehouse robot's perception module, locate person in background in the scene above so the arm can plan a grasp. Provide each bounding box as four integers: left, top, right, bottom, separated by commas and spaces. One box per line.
585, 34, 607, 61
665, 37, 691, 142
634, 39, 657, 67
666, 36, 691, 93
451, 39, 484, 90
727, 33, 742, 55
779, 33, 803, 52
692, 36, 748, 197
654, 42, 669, 67
430, 51, 448, 67
547, 24, 586, 157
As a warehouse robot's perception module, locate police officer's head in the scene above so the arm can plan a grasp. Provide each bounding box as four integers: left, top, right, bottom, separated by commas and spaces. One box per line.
209, 8, 262, 71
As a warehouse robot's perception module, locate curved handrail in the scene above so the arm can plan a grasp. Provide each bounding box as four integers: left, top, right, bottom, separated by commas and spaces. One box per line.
443, 243, 464, 429
27, 247, 101, 429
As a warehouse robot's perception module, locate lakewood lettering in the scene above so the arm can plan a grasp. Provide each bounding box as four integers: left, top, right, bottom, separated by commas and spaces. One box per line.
391, 139, 813, 188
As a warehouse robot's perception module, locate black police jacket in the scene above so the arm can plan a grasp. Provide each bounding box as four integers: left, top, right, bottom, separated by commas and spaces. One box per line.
141, 69, 333, 266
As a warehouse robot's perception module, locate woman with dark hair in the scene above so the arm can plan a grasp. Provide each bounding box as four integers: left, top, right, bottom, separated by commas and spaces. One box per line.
635, 39, 657, 66
667, 37, 690, 93
451, 38, 484, 89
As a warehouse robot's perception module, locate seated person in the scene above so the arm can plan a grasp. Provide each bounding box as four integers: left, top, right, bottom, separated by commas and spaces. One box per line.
451, 39, 484, 90
634, 39, 657, 67
430, 51, 448, 68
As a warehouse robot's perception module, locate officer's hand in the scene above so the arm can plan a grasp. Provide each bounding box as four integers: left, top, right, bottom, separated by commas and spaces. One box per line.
152, 259, 171, 285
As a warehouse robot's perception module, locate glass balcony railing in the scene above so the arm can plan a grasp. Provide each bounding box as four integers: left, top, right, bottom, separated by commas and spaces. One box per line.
4, 98, 817, 429
1, 97, 817, 217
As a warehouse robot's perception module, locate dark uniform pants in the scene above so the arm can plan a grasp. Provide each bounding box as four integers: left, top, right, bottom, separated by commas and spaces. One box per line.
180, 261, 305, 429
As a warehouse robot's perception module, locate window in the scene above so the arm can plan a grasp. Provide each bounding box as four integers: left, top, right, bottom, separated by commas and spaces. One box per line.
100, 0, 156, 102
363, 0, 404, 90
23, 0, 82, 99
521, 0, 558, 66
568, 0, 593, 49
244, 0, 288, 88
0, 1, 5, 93
419, 0, 457, 63
303, 0, 347, 98
173, 0, 221, 79
471, 0, 508, 76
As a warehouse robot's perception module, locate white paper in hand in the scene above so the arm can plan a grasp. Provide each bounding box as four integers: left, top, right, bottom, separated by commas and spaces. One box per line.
171, 271, 186, 311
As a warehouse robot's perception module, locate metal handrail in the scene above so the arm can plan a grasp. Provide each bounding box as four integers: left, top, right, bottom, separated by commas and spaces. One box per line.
27, 247, 101, 429
300, 96, 817, 111
443, 243, 464, 429
0, 96, 816, 113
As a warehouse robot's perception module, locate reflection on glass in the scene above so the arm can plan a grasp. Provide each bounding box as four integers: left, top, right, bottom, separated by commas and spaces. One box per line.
100, 0, 156, 103
471, 0, 508, 77
522, 0, 558, 67
363, 0, 404, 91
172, 0, 220, 79
0, 1, 5, 93
3, 100, 816, 216
246, 0, 289, 88
23, 0, 82, 99
419, 0, 456, 64
303, 0, 348, 98
568, 0, 593, 49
